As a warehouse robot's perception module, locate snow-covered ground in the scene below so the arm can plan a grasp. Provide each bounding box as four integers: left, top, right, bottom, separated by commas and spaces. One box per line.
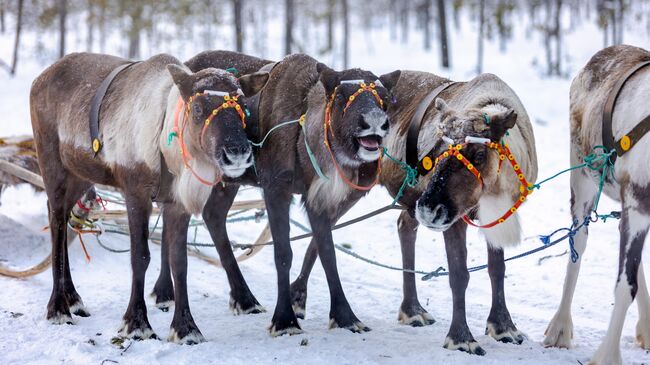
1, 7, 650, 365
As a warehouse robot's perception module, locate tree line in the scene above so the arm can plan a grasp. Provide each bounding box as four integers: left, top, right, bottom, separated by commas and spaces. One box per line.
0, 0, 648, 77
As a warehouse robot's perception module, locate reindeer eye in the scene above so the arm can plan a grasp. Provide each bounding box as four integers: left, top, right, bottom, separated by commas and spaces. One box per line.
192, 103, 203, 118
474, 150, 487, 164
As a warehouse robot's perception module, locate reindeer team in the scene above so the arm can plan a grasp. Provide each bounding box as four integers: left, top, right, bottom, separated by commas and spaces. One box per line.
25, 41, 650, 364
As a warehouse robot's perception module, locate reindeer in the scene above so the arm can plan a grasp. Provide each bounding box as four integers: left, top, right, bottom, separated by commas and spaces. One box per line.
30, 52, 268, 343
543, 45, 650, 365
151, 50, 274, 317
290, 70, 538, 355
152, 52, 399, 337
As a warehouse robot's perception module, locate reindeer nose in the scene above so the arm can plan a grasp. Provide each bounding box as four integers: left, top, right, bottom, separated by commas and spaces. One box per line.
360, 110, 389, 135
223, 144, 250, 157
430, 205, 448, 225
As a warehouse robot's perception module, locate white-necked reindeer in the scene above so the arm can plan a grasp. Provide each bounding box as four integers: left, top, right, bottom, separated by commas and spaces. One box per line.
30, 52, 267, 343
544, 45, 650, 365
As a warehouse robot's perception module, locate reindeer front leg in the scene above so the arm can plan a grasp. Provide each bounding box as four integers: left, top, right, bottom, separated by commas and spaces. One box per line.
164, 203, 205, 344
544, 154, 598, 348
305, 203, 370, 333
397, 210, 435, 327
265, 173, 302, 336
442, 220, 485, 355
203, 184, 265, 315
119, 192, 156, 340
485, 245, 525, 344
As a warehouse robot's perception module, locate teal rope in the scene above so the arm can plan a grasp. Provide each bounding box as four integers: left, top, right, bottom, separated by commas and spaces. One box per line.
249, 119, 301, 148
382, 147, 418, 205
300, 122, 329, 180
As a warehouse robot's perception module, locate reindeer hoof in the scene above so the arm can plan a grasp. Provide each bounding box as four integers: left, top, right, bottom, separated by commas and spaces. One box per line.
150, 287, 174, 312
118, 320, 158, 340
443, 337, 486, 356
229, 294, 266, 315
398, 303, 435, 327
636, 318, 650, 349
290, 282, 308, 319
168, 328, 205, 345
486, 322, 526, 344
69, 300, 90, 317
329, 318, 370, 333
269, 312, 302, 337
543, 312, 573, 348
589, 345, 622, 365
47, 312, 74, 325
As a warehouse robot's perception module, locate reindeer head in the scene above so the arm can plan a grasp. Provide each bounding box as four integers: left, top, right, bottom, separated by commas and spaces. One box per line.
415, 99, 518, 231
317, 64, 399, 166
167, 65, 268, 178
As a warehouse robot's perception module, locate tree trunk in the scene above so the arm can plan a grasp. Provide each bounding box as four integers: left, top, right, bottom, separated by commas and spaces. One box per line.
86, 0, 94, 52
0, 0, 5, 34
476, 0, 485, 74
342, 0, 349, 68
58, 0, 67, 59
11, 0, 23, 75
423, 0, 431, 50
554, 0, 562, 75
389, 0, 397, 41
99, 0, 106, 53
400, 2, 409, 44
327, 0, 335, 51
128, 3, 143, 59
284, 0, 294, 55
233, 0, 244, 52
436, 0, 450, 68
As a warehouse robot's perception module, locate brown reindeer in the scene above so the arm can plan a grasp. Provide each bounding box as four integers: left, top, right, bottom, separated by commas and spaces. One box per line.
30, 52, 268, 342
543, 45, 650, 365
151, 51, 274, 317
291, 70, 538, 355
153, 52, 399, 337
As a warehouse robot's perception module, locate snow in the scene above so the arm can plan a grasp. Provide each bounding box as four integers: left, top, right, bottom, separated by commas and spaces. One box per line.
1, 7, 650, 365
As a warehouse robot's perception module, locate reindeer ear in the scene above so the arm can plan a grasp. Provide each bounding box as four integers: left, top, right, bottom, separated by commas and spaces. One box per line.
167, 64, 194, 99
378, 70, 401, 92
238, 71, 269, 97
434, 98, 450, 113
488, 109, 518, 141
317, 62, 339, 95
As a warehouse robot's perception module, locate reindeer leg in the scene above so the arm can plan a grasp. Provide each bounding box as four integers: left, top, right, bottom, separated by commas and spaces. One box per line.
305, 203, 369, 333
165, 203, 205, 344
544, 159, 598, 348
635, 262, 650, 349
152, 202, 175, 312
485, 246, 525, 344
118, 192, 156, 340
397, 210, 434, 327
44, 173, 89, 324
266, 180, 302, 336
590, 206, 648, 365
203, 184, 265, 315
290, 239, 318, 319
443, 220, 485, 355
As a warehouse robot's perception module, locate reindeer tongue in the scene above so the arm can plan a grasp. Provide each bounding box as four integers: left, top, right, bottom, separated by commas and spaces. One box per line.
358, 136, 380, 151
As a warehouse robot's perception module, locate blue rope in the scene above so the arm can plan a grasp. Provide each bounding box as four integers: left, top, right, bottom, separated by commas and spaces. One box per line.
249, 119, 301, 148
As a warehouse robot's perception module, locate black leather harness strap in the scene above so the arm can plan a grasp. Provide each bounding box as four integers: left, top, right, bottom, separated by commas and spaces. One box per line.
602, 60, 650, 162
405, 81, 456, 172
89, 61, 139, 155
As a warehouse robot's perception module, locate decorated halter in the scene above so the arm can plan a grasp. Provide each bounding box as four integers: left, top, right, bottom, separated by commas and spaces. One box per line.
423, 135, 533, 229
170, 90, 246, 186
323, 79, 386, 191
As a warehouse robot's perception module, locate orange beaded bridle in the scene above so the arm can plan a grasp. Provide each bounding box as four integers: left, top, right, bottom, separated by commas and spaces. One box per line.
422, 137, 533, 229
322, 80, 386, 191
171, 91, 247, 186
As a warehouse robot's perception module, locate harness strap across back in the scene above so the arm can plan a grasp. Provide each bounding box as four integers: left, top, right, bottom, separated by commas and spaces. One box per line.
88, 61, 139, 155
405, 81, 456, 170
602, 60, 650, 162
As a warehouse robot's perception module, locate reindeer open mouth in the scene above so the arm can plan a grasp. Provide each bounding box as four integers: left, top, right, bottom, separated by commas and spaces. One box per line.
356, 134, 383, 152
